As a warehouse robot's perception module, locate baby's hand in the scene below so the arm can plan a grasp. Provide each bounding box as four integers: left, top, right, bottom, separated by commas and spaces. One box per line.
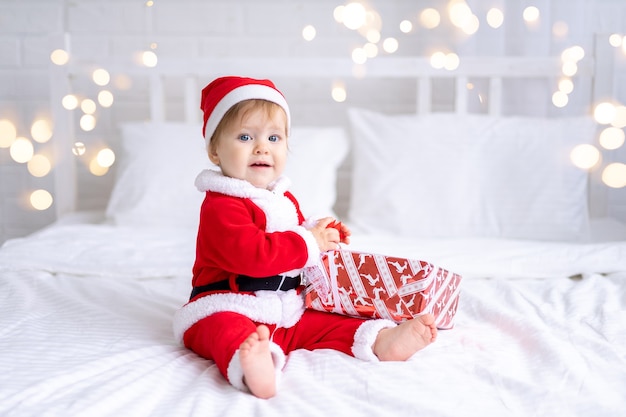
326, 220, 351, 245
308, 217, 349, 252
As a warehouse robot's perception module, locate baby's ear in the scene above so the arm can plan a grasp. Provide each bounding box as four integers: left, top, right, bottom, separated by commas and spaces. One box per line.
207, 145, 220, 165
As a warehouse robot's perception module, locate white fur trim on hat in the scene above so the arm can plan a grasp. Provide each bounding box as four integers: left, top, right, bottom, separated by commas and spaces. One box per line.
351, 319, 397, 362
204, 84, 291, 145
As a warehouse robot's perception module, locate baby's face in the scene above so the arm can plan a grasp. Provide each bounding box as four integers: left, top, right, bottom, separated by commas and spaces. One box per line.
209, 106, 288, 189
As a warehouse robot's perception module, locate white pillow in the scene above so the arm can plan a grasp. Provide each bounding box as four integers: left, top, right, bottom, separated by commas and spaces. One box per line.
347, 108, 596, 241
106, 122, 348, 228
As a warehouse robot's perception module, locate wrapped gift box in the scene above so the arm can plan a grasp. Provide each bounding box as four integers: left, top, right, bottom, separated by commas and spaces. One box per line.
304, 249, 462, 329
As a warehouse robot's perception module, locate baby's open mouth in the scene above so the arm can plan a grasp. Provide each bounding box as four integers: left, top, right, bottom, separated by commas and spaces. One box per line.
251, 162, 271, 167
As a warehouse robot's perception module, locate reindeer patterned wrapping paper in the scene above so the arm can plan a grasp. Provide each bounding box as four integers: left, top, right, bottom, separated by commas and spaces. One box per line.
304, 250, 462, 329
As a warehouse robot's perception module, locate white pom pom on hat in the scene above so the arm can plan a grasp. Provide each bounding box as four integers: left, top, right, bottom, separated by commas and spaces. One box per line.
199, 76, 291, 146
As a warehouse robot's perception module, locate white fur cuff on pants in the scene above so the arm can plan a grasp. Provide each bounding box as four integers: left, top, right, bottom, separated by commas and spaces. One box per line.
226, 341, 286, 392
352, 319, 397, 362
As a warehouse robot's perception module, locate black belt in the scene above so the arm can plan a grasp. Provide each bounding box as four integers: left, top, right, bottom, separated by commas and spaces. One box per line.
190, 274, 301, 300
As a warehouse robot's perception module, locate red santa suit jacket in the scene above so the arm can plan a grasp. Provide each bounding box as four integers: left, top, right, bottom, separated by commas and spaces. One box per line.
172, 169, 321, 342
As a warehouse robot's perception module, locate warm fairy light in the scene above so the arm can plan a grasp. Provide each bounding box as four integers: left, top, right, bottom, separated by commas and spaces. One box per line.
611, 105, 626, 128
92, 68, 110, 86
561, 46, 585, 62
72, 141, 86, 156
331, 83, 347, 103
400, 20, 413, 33
599, 127, 625, 150
558, 78, 574, 94
98, 90, 114, 108
552, 91, 568, 108
10, 137, 34, 163
351, 47, 367, 64
562, 61, 578, 77
31, 119, 53, 143
523, 6, 540, 23
0, 119, 17, 148
333, 5, 345, 23
486, 8, 504, 29
62, 94, 79, 110
364, 42, 378, 58
80, 114, 96, 131
609, 34, 623, 47
365, 29, 381, 43
444, 53, 460, 70
382, 37, 399, 54
419, 8, 440, 29
449, 1, 473, 28
570, 144, 600, 170
302, 25, 316, 41
27, 154, 52, 177
594, 102, 617, 125
89, 158, 109, 176
142, 50, 158, 67
50, 49, 69, 66
81, 99, 97, 114
114, 74, 133, 91
602, 163, 626, 188
146, 0, 154, 6
552, 21, 569, 38
30, 189, 53, 211
342, 2, 367, 30
430, 51, 446, 69
96, 148, 116, 168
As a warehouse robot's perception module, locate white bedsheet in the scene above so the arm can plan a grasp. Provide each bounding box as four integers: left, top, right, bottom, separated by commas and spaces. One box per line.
1, 222, 625, 417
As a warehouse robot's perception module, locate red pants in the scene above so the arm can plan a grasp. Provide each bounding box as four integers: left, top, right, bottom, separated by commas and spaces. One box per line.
183, 309, 366, 381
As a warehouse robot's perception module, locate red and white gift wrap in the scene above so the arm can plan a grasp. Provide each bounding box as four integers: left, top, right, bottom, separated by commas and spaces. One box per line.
304, 250, 462, 329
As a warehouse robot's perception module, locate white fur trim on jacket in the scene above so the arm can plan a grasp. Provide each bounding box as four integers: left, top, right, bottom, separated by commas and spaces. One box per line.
227, 342, 286, 392
194, 169, 320, 270
172, 289, 305, 343
351, 319, 397, 362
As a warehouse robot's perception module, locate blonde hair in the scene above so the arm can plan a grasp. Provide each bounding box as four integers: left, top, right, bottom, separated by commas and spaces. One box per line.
208, 99, 289, 154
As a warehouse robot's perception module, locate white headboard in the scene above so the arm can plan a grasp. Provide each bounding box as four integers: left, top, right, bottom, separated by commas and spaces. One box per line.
49, 33, 614, 221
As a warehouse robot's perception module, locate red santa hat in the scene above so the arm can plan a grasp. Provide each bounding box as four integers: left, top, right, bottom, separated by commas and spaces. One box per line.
200, 76, 291, 145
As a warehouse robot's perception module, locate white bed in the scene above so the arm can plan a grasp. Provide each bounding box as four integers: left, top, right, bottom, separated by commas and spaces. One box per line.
1, 40, 626, 416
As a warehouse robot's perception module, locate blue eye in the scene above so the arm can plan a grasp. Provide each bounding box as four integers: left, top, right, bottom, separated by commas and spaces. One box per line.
268, 135, 279, 142
239, 134, 252, 142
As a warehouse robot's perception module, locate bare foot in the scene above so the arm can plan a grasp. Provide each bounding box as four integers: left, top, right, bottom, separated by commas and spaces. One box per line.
372, 314, 437, 361
239, 324, 276, 399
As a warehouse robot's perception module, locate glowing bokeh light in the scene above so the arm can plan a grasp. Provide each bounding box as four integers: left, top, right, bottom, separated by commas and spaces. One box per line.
366, 29, 381, 43
142, 50, 158, 67
10, 137, 34, 163
30, 189, 53, 211
570, 144, 600, 170
444, 53, 460, 70
89, 158, 109, 176
430, 51, 446, 69
0, 119, 17, 148
27, 154, 52, 177
50, 49, 69, 66
62, 94, 79, 110
420, 8, 440, 29
98, 90, 114, 108
31, 119, 53, 143
81, 99, 97, 114
552, 91, 569, 108
558, 78, 574, 94
602, 163, 626, 188
96, 148, 116, 168
302, 25, 316, 41
594, 102, 616, 125
352, 47, 367, 64
382, 37, 399, 53
486, 8, 504, 29
92, 68, 110, 86
342, 2, 367, 30
331, 83, 347, 103
364, 42, 378, 58
400, 20, 413, 33
611, 105, 626, 128
72, 141, 86, 156
333, 5, 345, 23
553, 21, 569, 38
80, 114, 96, 131
562, 61, 578, 77
562, 45, 585, 62
599, 127, 625, 150
609, 34, 623, 47
523, 6, 540, 23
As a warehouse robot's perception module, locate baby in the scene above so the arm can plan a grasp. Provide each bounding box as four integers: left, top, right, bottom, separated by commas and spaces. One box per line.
173, 76, 437, 399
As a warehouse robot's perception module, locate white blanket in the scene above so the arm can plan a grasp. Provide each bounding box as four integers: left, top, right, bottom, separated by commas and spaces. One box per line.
1, 222, 625, 417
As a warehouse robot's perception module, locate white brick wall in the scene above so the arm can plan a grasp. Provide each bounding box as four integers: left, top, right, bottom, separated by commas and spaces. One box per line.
1, 0, 625, 245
